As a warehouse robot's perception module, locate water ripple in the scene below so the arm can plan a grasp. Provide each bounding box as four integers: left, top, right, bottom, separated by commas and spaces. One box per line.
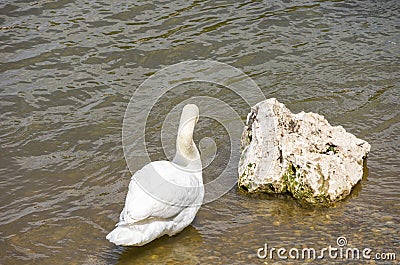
1, 0, 399, 264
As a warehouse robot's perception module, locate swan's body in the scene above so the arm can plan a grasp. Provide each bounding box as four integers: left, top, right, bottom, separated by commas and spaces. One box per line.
106, 104, 203, 246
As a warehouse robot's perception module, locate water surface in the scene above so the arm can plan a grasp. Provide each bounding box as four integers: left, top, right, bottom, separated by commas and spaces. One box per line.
1, 0, 399, 264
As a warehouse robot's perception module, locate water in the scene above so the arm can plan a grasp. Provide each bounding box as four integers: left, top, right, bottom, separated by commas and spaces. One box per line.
1, 0, 399, 264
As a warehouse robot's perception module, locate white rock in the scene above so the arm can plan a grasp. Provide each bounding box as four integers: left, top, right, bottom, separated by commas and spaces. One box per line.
238, 98, 371, 206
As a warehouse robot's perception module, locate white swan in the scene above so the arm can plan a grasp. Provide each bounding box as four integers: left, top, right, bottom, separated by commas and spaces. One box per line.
106, 104, 204, 246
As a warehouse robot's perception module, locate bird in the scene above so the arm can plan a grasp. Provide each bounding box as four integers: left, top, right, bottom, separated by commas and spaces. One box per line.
106, 104, 204, 246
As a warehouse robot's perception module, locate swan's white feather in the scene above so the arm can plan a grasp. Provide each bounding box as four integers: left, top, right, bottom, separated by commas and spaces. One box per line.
120, 161, 202, 224
107, 161, 203, 246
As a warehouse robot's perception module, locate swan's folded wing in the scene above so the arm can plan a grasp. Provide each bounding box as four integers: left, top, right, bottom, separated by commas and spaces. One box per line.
120, 161, 202, 224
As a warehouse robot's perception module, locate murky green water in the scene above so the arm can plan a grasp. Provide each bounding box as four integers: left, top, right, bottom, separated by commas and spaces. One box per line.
1, 0, 399, 264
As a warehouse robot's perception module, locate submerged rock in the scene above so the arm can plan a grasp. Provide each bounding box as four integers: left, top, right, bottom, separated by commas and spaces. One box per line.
238, 98, 371, 206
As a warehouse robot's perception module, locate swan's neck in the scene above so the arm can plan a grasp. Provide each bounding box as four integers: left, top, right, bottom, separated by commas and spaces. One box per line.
172, 117, 200, 168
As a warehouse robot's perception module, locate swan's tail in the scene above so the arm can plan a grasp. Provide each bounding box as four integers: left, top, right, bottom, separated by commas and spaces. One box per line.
106, 221, 171, 246
106, 225, 148, 246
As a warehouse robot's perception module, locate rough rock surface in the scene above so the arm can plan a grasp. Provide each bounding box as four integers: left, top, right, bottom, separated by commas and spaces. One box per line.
238, 98, 371, 206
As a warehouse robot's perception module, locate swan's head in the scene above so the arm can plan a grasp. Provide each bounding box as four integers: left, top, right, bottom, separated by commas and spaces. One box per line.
180, 104, 199, 125
174, 104, 200, 164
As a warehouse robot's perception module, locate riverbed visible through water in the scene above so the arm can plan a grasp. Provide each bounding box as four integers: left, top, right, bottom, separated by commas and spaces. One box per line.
1, 1, 399, 264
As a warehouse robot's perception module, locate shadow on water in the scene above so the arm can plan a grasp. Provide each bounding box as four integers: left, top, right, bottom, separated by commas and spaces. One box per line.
344, 158, 370, 200
114, 226, 202, 265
